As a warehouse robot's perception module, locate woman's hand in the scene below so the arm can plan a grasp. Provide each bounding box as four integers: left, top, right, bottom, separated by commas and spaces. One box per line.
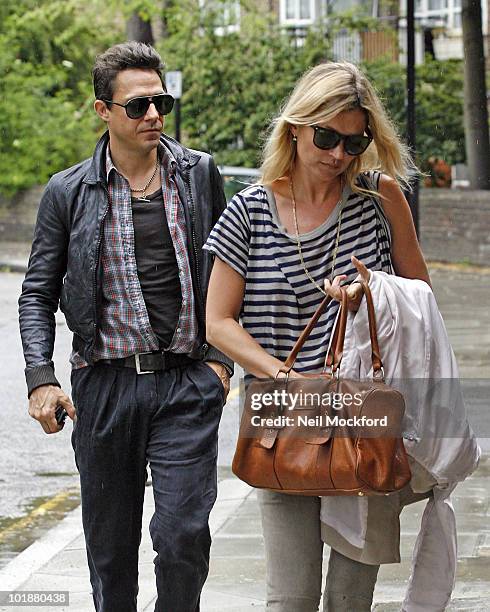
276, 369, 305, 379
324, 255, 370, 312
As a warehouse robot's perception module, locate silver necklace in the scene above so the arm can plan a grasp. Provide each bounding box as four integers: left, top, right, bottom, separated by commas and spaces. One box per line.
129, 157, 160, 202
289, 177, 344, 296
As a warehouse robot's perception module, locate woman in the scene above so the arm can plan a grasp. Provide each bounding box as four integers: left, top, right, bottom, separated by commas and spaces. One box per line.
204, 61, 430, 611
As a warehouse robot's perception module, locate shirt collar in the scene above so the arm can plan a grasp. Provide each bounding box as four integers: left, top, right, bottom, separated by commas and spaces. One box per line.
158, 142, 177, 175
105, 140, 177, 182
105, 146, 117, 181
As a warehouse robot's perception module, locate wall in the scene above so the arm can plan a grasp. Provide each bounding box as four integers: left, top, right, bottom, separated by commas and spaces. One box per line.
419, 188, 490, 265
1, 185, 490, 266
0, 187, 44, 243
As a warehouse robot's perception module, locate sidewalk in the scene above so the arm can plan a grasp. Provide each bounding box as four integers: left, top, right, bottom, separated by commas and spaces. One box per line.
1, 245, 490, 610
0, 457, 489, 611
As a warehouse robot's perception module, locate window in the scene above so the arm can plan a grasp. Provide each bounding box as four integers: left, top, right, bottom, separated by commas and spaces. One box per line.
280, 0, 316, 25
428, 0, 447, 10
414, 0, 464, 32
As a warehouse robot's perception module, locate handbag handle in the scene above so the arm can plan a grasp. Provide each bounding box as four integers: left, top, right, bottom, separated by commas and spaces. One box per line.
329, 279, 383, 376
277, 279, 383, 377
277, 293, 333, 374
324, 287, 348, 372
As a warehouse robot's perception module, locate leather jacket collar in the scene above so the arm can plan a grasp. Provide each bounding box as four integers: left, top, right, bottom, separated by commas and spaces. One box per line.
83, 131, 201, 185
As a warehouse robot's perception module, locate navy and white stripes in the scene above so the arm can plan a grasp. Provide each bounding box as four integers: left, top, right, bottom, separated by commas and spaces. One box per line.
204, 172, 392, 375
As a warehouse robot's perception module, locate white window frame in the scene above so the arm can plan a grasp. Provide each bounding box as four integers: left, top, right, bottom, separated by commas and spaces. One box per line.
279, 0, 317, 27
410, 0, 486, 33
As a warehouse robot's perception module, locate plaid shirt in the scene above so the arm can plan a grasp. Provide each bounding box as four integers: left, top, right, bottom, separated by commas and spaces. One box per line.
71, 143, 198, 368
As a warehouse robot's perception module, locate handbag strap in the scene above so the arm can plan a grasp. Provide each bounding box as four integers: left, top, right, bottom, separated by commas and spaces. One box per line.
277, 279, 383, 377
278, 294, 333, 374
360, 280, 383, 374
324, 288, 348, 371
328, 280, 383, 376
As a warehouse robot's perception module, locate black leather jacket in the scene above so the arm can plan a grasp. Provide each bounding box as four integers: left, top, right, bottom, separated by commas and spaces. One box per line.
19, 131, 233, 395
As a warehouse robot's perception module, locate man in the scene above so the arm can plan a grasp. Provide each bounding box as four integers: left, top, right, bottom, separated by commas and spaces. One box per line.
19, 42, 233, 612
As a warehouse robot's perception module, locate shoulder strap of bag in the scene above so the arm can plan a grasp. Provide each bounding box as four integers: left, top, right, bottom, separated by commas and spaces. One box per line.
359, 172, 394, 274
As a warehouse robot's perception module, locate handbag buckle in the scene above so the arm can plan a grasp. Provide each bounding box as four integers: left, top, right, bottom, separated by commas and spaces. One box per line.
323, 363, 333, 376
275, 369, 290, 383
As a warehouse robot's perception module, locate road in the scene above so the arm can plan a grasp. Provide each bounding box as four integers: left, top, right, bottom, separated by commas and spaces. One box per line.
1, 273, 77, 511
0, 272, 241, 565
0, 271, 241, 566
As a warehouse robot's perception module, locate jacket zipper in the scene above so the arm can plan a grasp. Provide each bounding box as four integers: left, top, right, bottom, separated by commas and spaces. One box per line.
184, 171, 206, 350
185, 171, 203, 296
91, 185, 110, 359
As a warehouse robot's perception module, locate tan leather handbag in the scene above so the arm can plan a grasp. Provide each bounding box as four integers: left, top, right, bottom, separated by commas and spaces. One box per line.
232, 281, 411, 496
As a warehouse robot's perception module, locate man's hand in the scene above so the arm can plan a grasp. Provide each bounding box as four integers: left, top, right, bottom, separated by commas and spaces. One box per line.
204, 361, 231, 400
324, 255, 371, 312
29, 385, 76, 434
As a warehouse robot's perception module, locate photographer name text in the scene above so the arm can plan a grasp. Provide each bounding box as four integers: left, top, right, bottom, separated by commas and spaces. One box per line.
251, 414, 388, 428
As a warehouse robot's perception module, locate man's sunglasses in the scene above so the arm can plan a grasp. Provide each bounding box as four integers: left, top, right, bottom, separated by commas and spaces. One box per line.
102, 94, 175, 119
311, 125, 373, 156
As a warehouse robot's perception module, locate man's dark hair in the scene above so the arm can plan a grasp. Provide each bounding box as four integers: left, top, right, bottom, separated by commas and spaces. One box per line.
93, 41, 165, 102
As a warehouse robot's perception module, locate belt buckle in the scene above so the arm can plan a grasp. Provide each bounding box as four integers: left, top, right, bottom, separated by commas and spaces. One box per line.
135, 352, 156, 375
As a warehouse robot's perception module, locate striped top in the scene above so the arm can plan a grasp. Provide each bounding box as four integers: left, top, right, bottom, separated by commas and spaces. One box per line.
204, 171, 393, 375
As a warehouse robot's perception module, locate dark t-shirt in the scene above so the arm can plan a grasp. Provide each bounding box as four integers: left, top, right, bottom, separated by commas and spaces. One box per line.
132, 189, 182, 348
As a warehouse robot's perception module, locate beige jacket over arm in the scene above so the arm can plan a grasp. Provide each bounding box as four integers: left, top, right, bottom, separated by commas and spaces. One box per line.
320, 271, 480, 612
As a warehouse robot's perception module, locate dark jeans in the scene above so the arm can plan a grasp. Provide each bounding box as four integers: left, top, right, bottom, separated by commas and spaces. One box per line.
71, 360, 224, 612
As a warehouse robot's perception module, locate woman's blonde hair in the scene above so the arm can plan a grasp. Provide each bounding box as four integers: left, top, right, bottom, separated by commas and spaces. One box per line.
260, 61, 415, 193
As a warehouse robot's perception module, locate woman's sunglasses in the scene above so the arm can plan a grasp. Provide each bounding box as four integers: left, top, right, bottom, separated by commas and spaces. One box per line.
311, 125, 373, 156
102, 93, 175, 119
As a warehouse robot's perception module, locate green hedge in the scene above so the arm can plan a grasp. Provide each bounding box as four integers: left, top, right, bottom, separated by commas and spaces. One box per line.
0, 0, 121, 196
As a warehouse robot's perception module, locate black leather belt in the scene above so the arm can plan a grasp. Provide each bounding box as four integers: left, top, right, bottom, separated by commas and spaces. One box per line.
98, 351, 195, 374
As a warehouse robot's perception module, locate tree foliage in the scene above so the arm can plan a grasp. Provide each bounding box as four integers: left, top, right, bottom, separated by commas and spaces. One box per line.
0, 0, 467, 197
158, 2, 465, 169
158, 1, 330, 167
0, 0, 123, 196
363, 56, 465, 167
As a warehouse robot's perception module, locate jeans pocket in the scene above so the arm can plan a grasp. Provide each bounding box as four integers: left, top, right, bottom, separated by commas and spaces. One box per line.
70, 366, 94, 439
199, 361, 225, 403
71, 365, 126, 447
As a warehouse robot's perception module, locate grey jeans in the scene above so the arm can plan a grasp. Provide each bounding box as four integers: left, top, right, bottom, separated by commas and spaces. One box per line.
258, 491, 380, 612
